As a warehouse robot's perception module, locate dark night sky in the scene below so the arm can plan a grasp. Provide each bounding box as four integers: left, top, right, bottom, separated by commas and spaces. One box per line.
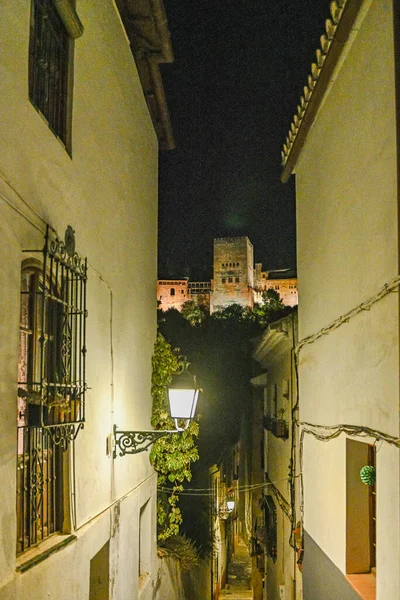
158, 0, 329, 279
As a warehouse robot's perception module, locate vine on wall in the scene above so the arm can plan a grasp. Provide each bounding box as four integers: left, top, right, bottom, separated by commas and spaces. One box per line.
150, 332, 199, 541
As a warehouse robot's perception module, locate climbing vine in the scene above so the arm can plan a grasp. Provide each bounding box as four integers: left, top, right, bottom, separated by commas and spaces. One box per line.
150, 331, 199, 541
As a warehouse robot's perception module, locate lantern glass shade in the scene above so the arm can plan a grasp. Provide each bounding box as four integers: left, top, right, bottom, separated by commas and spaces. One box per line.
168, 388, 199, 420
226, 499, 235, 512
168, 364, 199, 421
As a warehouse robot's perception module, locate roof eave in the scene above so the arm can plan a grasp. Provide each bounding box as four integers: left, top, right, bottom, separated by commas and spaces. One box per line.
280, 0, 365, 183
116, 0, 175, 150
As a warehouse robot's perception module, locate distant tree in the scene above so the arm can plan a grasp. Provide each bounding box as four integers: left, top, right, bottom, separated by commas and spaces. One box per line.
262, 288, 284, 309
181, 300, 207, 326
212, 303, 247, 322
252, 288, 286, 327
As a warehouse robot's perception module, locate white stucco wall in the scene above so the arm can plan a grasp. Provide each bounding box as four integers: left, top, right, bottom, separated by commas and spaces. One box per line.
294, 0, 399, 595
252, 314, 301, 600
0, 1, 160, 598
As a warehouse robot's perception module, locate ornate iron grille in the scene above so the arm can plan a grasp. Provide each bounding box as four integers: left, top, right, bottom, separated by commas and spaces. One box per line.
16, 426, 61, 554
28, 0, 70, 144
17, 225, 87, 553
263, 415, 289, 439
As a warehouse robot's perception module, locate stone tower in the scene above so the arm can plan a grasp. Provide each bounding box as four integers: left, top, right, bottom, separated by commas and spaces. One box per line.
211, 236, 254, 312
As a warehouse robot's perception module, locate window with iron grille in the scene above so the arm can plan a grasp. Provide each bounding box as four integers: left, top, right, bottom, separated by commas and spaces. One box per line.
28, 0, 72, 146
264, 495, 277, 561
17, 225, 87, 553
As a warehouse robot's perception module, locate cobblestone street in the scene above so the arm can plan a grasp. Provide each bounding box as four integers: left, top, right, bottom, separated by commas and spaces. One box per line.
220, 540, 253, 599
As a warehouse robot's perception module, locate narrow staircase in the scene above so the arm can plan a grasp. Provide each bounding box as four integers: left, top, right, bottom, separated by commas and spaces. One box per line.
220, 539, 253, 599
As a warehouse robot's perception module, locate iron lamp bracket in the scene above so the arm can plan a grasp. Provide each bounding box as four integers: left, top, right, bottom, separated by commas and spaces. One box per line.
113, 423, 186, 458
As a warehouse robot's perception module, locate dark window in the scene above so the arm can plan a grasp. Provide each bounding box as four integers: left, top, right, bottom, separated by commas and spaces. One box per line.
170, 288, 175, 296
228, 277, 233, 283
28, 0, 72, 146
265, 496, 277, 561
222, 278, 226, 284
235, 277, 239, 283
17, 226, 87, 554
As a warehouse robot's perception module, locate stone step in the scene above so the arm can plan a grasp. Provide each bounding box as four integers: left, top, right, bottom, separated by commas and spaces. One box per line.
219, 590, 253, 600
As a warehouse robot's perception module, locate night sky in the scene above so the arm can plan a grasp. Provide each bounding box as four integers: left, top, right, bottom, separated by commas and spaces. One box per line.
158, 0, 329, 279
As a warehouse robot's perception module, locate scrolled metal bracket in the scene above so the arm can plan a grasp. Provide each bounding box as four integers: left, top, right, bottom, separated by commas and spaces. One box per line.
45, 422, 84, 451
113, 424, 182, 458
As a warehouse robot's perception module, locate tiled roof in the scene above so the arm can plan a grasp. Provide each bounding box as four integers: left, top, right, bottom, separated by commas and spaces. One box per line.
281, 0, 348, 173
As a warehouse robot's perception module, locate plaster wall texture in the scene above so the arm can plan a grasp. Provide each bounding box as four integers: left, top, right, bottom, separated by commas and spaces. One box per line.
182, 559, 211, 600
294, 0, 400, 595
252, 314, 301, 600
295, 0, 397, 337
0, 1, 160, 598
154, 556, 185, 600
302, 435, 347, 573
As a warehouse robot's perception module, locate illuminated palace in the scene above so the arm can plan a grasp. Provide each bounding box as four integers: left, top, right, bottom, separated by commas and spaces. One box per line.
157, 236, 298, 312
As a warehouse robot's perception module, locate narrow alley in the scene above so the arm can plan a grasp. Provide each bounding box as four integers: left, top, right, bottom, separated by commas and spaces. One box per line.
220, 540, 253, 600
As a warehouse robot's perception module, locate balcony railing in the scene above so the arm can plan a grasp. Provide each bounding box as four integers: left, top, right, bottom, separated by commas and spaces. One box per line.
263, 416, 288, 439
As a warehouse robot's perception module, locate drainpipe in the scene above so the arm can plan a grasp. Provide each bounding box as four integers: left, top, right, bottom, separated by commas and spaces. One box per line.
53, 0, 84, 39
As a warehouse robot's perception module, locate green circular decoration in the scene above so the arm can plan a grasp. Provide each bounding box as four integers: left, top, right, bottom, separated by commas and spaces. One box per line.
360, 465, 376, 486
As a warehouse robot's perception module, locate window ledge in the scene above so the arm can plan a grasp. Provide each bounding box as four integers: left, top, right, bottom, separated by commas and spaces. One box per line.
16, 534, 76, 573
346, 574, 376, 600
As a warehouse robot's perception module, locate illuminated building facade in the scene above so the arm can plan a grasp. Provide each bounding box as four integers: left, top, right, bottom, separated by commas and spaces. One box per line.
157, 279, 189, 310
210, 236, 255, 312
158, 237, 297, 313
254, 264, 298, 308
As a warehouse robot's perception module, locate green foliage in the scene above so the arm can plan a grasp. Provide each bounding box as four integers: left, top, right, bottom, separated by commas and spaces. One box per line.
181, 300, 207, 326
252, 288, 286, 327
150, 332, 199, 541
155, 294, 294, 546
211, 292, 288, 328
158, 534, 200, 571
212, 303, 249, 322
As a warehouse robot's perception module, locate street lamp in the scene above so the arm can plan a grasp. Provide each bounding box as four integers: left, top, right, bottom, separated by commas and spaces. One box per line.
218, 490, 236, 519
226, 488, 235, 513
113, 362, 199, 458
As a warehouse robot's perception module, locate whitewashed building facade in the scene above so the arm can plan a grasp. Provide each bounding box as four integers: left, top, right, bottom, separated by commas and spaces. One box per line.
281, 1, 400, 598
0, 1, 173, 598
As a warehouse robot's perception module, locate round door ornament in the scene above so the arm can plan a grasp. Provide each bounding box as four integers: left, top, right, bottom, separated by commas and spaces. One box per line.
360, 465, 376, 486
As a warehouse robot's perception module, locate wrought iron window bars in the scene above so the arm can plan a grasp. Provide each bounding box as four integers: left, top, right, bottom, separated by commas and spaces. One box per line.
17, 224, 87, 553
19, 224, 88, 451
29, 0, 71, 144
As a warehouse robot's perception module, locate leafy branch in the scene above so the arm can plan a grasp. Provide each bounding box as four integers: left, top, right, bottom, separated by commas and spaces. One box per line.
150, 332, 199, 541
